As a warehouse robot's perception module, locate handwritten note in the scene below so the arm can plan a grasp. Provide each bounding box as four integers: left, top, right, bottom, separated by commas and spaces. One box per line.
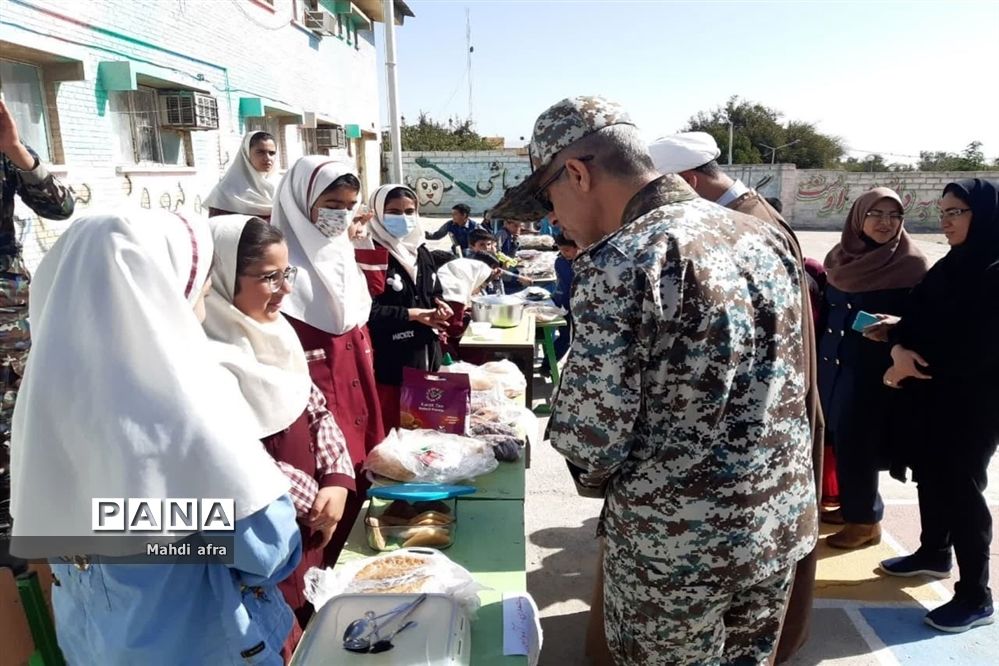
502, 593, 542, 665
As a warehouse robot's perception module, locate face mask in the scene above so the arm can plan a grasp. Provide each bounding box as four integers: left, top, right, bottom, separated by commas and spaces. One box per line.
314, 208, 352, 238
382, 213, 418, 239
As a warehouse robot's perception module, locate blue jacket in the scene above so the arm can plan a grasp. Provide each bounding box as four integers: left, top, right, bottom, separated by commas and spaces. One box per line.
553, 255, 574, 310
425, 220, 479, 253
50, 495, 302, 665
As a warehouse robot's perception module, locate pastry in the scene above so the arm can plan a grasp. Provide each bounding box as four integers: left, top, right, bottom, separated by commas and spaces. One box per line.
402, 526, 452, 548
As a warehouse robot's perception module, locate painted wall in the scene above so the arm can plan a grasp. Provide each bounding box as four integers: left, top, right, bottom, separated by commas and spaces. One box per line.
1, 0, 383, 270
400, 151, 531, 215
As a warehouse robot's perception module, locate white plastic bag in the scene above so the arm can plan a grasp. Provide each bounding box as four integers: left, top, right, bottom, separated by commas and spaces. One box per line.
304, 548, 486, 616
364, 428, 499, 484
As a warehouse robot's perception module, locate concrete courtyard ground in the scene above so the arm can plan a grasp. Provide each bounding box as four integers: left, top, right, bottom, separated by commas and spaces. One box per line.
423, 221, 997, 665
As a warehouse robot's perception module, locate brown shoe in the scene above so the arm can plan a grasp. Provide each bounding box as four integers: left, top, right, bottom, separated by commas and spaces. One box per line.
827, 523, 882, 549
821, 509, 845, 525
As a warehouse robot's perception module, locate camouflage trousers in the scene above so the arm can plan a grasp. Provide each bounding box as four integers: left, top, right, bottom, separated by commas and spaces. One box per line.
1, 253, 30, 537
604, 553, 795, 666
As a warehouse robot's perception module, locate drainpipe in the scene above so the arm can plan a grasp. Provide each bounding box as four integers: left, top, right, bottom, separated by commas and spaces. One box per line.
383, 0, 404, 183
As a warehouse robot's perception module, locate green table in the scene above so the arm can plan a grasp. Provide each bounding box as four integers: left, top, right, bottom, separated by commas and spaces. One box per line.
464, 457, 525, 500
533, 317, 567, 415
337, 499, 528, 665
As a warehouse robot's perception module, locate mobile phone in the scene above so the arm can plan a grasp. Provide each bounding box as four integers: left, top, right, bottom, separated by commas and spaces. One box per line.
851, 310, 881, 332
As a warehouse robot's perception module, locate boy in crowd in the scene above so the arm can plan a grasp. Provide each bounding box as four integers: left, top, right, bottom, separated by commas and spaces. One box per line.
425, 202, 479, 255
553, 233, 578, 359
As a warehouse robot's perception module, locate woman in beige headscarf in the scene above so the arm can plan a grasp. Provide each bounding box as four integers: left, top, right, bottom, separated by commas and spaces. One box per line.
818, 187, 929, 548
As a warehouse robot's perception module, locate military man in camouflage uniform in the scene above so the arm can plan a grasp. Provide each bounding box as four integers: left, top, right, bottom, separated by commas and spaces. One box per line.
510, 97, 817, 664
0, 99, 74, 551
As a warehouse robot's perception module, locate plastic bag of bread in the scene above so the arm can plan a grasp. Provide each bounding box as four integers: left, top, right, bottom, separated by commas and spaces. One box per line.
479, 360, 527, 401
364, 428, 499, 484
304, 548, 484, 615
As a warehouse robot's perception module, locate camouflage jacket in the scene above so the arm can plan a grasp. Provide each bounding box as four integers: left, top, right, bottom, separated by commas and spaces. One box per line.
550, 175, 817, 588
1, 146, 75, 256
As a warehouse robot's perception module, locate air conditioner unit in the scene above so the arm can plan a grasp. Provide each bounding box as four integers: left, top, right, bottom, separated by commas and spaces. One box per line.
305, 10, 336, 36
158, 91, 219, 131
316, 126, 346, 149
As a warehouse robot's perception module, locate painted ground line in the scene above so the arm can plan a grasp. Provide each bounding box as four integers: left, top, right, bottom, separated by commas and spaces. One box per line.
844, 606, 901, 666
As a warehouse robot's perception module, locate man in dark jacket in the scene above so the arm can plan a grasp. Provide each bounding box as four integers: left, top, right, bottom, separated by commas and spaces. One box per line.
0, 98, 74, 563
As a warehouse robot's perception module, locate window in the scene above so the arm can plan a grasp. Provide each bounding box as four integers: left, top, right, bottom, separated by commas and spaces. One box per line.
110, 86, 190, 166
0, 59, 52, 161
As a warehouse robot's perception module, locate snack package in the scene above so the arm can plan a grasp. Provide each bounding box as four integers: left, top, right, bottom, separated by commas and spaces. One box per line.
440, 359, 527, 405
304, 548, 485, 616
364, 428, 499, 484
400, 368, 471, 434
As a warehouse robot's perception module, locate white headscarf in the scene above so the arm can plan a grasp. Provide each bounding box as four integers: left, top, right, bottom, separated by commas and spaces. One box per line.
10, 210, 290, 557
271, 156, 371, 335
204, 131, 277, 216
367, 184, 424, 283
437, 258, 494, 306
203, 215, 312, 438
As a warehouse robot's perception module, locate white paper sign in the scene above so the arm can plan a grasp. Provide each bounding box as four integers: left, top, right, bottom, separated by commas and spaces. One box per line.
502, 592, 542, 665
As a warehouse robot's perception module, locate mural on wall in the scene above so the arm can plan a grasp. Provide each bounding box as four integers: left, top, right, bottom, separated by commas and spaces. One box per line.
795, 172, 939, 225
403, 155, 532, 215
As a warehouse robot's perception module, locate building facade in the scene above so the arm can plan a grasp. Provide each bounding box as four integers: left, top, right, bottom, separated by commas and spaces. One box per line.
1, 0, 412, 269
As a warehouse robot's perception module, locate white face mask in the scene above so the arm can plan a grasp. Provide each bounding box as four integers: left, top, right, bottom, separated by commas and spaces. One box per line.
314, 208, 352, 239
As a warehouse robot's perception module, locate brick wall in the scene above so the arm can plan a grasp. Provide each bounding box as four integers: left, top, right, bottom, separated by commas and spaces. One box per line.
2, 0, 383, 270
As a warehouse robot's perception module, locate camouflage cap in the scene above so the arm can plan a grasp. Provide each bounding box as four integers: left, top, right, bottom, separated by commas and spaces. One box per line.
491, 96, 634, 221
528, 96, 635, 173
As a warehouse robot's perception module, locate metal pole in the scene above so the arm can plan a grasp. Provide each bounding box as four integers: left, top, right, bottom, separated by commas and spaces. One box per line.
384, 0, 404, 183
728, 120, 733, 165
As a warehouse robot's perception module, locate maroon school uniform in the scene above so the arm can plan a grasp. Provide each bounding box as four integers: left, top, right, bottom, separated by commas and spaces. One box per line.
285, 316, 384, 562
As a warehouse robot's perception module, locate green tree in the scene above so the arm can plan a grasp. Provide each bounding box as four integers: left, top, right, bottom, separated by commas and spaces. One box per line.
382, 112, 494, 152
684, 96, 845, 168
918, 141, 991, 171
840, 154, 888, 172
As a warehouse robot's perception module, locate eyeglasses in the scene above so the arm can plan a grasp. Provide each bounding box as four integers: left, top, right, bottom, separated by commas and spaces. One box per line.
938, 207, 971, 221
864, 211, 904, 223
244, 266, 298, 293
533, 155, 594, 212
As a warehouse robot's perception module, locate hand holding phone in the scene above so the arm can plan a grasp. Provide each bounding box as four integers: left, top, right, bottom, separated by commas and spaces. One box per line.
852, 310, 881, 333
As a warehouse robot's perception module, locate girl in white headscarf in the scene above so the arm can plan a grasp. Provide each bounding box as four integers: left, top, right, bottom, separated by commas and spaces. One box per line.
358, 184, 452, 432
270, 156, 383, 563
203, 215, 355, 640
205, 131, 278, 219
10, 210, 301, 665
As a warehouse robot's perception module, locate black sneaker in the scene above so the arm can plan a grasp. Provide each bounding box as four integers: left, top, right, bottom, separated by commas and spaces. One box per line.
879, 553, 951, 579
924, 598, 995, 633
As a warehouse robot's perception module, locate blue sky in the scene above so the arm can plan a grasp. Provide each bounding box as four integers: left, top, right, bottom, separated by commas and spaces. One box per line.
378, 0, 999, 163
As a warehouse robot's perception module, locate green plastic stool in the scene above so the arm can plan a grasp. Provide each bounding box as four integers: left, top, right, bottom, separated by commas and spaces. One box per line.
17, 570, 65, 666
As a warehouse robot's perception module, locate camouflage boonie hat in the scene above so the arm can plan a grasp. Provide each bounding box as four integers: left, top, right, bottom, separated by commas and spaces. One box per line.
491, 96, 634, 220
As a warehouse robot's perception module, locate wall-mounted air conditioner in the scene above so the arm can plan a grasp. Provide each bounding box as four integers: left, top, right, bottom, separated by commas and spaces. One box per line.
158, 90, 219, 130
305, 10, 337, 36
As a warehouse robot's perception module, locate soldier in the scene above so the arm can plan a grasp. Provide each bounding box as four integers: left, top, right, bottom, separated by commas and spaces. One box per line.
509, 97, 817, 665
0, 98, 74, 564
650, 130, 826, 662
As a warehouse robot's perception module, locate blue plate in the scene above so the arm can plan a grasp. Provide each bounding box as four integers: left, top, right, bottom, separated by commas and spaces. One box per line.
367, 483, 477, 502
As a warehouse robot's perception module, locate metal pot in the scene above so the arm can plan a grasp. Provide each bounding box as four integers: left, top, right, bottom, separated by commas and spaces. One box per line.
471, 295, 524, 328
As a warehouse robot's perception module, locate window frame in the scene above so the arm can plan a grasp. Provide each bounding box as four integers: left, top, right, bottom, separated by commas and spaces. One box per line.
0, 58, 55, 163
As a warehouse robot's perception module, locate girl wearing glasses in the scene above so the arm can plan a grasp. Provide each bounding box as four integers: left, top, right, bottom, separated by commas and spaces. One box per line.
358, 184, 452, 432
818, 188, 929, 550
872, 179, 999, 633
205, 131, 278, 219
202, 216, 355, 652
10, 211, 301, 665
271, 156, 385, 568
